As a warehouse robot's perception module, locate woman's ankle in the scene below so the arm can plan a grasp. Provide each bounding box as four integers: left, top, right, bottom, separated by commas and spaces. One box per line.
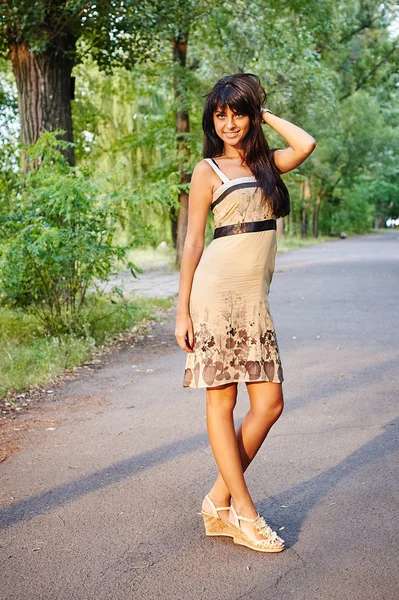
208, 485, 231, 504
231, 498, 258, 518
208, 493, 231, 506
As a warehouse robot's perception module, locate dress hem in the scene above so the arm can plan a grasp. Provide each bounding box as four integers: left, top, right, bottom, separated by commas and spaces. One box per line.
183, 375, 284, 389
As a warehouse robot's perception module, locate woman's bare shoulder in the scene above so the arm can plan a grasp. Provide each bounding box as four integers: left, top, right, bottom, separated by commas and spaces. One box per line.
188, 159, 219, 204
191, 158, 217, 187
192, 158, 213, 176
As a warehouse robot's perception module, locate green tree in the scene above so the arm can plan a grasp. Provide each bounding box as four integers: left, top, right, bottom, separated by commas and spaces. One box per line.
308, 0, 399, 235
0, 0, 157, 165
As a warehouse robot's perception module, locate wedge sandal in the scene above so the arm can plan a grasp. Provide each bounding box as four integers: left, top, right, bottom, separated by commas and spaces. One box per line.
228, 503, 285, 553
198, 494, 235, 538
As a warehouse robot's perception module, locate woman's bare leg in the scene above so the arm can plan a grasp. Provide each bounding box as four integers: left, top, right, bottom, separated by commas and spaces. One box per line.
204, 381, 284, 521
202, 382, 250, 509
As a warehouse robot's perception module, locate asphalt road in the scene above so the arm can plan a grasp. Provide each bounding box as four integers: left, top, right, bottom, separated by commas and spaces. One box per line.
1, 231, 398, 600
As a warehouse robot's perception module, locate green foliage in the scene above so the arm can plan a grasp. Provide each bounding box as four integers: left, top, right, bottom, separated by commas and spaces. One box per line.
0, 132, 147, 334
0, 305, 42, 342
2, 0, 399, 250
0, 58, 19, 213
0, 294, 174, 399
277, 234, 333, 252
84, 293, 174, 343
0, 1, 158, 66
0, 1, 83, 52
0, 330, 95, 399
71, 60, 190, 245
330, 192, 375, 236
70, 0, 398, 245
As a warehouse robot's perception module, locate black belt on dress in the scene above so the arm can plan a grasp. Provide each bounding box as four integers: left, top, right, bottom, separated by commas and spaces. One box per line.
213, 219, 276, 239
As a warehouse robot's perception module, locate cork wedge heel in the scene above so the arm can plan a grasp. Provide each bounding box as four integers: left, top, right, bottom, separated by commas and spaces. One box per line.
198, 494, 235, 538
228, 503, 285, 553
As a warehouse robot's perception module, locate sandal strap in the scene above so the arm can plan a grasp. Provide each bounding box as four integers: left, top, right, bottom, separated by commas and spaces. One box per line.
229, 504, 259, 529
205, 494, 230, 516
236, 512, 260, 523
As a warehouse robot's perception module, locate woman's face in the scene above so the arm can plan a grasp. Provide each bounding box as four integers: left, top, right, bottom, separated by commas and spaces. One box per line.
213, 104, 251, 149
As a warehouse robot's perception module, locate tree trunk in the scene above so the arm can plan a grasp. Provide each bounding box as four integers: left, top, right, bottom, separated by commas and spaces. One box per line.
313, 192, 323, 237
300, 178, 311, 237
9, 39, 76, 167
170, 205, 178, 249
171, 32, 191, 268
312, 203, 319, 237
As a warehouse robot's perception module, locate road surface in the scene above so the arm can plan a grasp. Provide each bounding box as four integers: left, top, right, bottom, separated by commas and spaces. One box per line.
1, 231, 398, 600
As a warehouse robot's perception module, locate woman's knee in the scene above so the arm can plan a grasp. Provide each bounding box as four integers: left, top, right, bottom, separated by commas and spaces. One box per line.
248, 382, 284, 422
206, 383, 237, 413
273, 394, 284, 420
260, 395, 283, 423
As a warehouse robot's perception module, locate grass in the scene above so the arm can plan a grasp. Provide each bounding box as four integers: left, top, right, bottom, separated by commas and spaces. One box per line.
122, 245, 176, 272
276, 234, 334, 253
0, 295, 175, 402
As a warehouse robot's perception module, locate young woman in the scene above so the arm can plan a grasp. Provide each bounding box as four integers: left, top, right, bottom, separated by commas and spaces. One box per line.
175, 73, 316, 553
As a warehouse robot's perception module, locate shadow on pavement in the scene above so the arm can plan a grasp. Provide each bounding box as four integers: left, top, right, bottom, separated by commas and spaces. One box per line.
1, 411, 397, 541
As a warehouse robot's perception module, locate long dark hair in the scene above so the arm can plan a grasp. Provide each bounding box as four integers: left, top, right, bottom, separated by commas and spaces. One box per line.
202, 73, 290, 218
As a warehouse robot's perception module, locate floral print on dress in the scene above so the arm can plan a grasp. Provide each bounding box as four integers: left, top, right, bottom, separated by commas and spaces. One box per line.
183, 292, 283, 388
213, 186, 275, 229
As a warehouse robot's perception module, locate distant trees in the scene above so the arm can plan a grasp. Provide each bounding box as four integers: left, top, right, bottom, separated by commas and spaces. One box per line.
1, 0, 398, 262
155, 0, 222, 264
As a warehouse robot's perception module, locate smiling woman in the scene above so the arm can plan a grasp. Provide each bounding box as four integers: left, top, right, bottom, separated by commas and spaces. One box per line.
175, 73, 316, 553
214, 105, 250, 143
201, 74, 296, 218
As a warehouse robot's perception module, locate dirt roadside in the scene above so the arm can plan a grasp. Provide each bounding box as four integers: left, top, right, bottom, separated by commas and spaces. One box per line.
0, 301, 177, 466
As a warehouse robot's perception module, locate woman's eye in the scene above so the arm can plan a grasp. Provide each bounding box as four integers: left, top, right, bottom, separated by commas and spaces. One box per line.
215, 112, 244, 118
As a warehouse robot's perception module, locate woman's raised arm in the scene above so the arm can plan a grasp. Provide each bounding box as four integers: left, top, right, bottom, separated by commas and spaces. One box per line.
262, 111, 316, 174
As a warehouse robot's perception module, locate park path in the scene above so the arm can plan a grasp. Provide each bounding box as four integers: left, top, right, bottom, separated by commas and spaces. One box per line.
1, 231, 398, 600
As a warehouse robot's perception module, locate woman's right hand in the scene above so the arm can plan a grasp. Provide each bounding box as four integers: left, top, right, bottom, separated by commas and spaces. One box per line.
175, 313, 195, 353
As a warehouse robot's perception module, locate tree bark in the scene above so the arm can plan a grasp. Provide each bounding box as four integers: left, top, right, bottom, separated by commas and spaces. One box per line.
171, 32, 191, 268
300, 178, 311, 237
170, 205, 179, 248
313, 192, 323, 237
312, 203, 319, 238
9, 39, 76, 167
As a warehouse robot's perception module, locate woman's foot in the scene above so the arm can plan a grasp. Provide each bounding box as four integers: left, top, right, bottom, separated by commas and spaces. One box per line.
229, 501, 285, 548
201, 493, 231, 525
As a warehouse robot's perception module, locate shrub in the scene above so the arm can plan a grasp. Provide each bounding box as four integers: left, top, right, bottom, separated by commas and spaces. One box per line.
0, 132, 142, 335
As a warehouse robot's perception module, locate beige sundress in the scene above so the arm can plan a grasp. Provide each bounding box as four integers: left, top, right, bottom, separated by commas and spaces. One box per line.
183, 157, 284, 389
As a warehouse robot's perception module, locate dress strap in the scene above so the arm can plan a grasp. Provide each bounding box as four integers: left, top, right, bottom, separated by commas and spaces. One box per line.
204, 158, 230, 184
